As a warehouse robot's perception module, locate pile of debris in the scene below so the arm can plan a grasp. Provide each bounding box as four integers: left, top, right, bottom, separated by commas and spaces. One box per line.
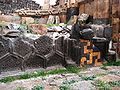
0, 0, 41, 14
0, 13, 116, 73
0, 22, 69, 72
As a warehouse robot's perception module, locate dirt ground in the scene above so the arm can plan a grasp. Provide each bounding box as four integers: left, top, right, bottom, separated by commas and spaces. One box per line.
0, 66, 120, 90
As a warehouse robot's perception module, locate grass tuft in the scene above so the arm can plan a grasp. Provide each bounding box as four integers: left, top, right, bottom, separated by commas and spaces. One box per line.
103, 61, 120, 66
0, 66, 80, 83
0, 76, 16, 83
59, 85, 70, 90
109, 81, 120, 87
32, 85, 44, 90
93, 80, 120, 90
94, 80, 112, 90
100, 66, 108, 70
81, 75, 96, 81
66, 65, 80, 73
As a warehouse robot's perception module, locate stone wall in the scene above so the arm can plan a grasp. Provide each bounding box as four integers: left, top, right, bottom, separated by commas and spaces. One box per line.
0, 0, 41, 14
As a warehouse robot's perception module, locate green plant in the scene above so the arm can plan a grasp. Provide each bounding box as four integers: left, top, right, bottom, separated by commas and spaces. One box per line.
60, 78, 78, 90
94, 80, 120, 90
94, 80, 112, 90
109, 81, 120, 87
34, 71, 46, 77
34, 20, 39, 24
46, 68, 67, 75
46, 24, 59, 27
66, 65, 80, 73
103, 61, 120, 66
95, 73, 107, 77
0, 76, 16, 83
32, 85, 44, 90
62, 80, 76, 85
81, 75, 96, 81
18, 73, 31, 79
59, 85, 70, 90
20, 24, 28, 30
100, 66, 108, 70
0, 66, 81, 83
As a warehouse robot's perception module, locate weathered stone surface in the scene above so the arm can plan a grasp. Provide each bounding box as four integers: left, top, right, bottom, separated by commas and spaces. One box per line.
0, 66, 120, 90
112, 87, 120, 90
0, 77, 42, 90
70, 81, 96, 90
107, 66, 120, 73
79, 67, 107, 77
96, 74, 120, 82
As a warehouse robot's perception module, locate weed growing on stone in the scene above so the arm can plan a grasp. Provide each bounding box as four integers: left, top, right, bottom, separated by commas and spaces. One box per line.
59, 77, 78, 90
59, 85, 70, 90
103, 61, 120, 66
0, 66, 80, 83
0, 76, 16, 83
62, 80, 76, 85
93, 80, 120, 90
108, 81, 120, 87
81, 75, 96, 81
100, 66, 108, 70
66, 65, 80, 73
32, 85, 44, 90
93, 80, 112, 90
95, 73, 107, 77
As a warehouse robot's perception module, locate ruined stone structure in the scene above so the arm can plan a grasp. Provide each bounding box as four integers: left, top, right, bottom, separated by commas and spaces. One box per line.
0, 0, 41, 14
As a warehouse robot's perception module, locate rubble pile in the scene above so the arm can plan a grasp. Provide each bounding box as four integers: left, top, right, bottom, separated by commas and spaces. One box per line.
0, 12, 116, 73
0, 0, 41, 14
0, 22, 68, 71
